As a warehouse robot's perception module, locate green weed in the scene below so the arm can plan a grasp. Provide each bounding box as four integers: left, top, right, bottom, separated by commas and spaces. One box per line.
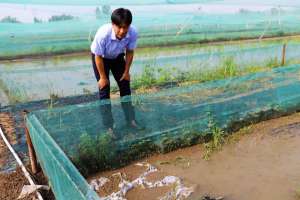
203, 116, 225, 161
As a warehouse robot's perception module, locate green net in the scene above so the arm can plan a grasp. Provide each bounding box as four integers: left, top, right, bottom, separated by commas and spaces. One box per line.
26, 64, 300, 199
1, 1, 300, 58
2, 40, 300, 106
26, 115, 100, 200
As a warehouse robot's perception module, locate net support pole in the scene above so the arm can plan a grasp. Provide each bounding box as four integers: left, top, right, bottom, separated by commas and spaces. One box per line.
23, 111, 39, 174
281, 43, 286, 66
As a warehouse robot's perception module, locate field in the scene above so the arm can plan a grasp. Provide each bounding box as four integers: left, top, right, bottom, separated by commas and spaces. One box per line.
1, 1, 300, 200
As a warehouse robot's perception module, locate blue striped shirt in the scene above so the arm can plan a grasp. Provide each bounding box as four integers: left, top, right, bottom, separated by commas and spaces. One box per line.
91, 23, 138, 59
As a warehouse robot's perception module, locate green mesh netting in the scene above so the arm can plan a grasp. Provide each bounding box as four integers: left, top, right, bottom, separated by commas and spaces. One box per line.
26, 115, 100, 200
2, 40, 300, 106
26, 64, 300, 199
1, 1, 300, 58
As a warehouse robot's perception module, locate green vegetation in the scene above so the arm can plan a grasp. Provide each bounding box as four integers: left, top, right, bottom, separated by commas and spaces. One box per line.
72, 121, 209, 176
101, 5, 111, 16
202, 116, 225, 161
0, 79, 28, 104
64, 75, 298, 176
132, 55, 287, 94
73, 133, 116, 175
73, 132, 162, 176
0, 16, 20, 23
33, 17, 42, 23
266, 57, 280, 68
95, 5, 111, 19
95, 7, 101, 19
133, 64, 156, 88
48, 14, 75, 22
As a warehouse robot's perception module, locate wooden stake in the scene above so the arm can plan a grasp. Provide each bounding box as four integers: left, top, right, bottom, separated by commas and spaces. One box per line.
23, 111, 39, 174
281, 43, 287, 66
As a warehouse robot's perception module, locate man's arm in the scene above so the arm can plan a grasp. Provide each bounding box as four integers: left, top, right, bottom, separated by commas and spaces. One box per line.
120, 49, 134, 81
95, 55, 109, 89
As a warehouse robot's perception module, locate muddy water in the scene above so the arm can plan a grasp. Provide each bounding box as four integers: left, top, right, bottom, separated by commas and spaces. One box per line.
95, 113, 300, 200
159, 114, 300, 200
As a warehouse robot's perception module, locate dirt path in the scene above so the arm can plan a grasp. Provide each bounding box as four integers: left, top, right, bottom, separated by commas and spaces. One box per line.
90, 112, 300, 200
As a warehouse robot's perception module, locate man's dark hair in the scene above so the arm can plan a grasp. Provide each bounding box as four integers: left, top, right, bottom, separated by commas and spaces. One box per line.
111, 8, 132, 27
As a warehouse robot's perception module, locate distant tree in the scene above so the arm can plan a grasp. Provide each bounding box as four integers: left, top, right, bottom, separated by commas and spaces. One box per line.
270, 7, 279, 15
239, 9, 251, 14
95, 7, 101, 19
95, 5, 111, 19
102, 5, 111, 16
33, 17, 42, 23
48, 14, 75, 22
0, 16, 20, 23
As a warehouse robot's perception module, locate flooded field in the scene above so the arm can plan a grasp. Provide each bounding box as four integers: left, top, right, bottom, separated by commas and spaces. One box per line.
1, 37, 300, 106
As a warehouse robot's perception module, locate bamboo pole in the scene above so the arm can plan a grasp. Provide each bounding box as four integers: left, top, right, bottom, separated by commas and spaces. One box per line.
281, 43, 287, 66
23, 111, 39, 174
25, 126, 39, 174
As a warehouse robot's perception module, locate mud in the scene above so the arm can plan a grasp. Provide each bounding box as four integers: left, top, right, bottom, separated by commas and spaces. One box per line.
89, 112, 300, 200
0, 167, 32, 200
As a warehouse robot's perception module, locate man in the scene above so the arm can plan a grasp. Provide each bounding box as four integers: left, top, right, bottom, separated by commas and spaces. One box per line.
91, 8, 142, 137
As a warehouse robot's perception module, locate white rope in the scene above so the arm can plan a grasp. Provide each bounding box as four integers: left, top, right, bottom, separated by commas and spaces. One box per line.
0, 126, 44, 200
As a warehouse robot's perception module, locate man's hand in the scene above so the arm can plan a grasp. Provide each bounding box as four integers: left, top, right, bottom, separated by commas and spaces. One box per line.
120, 72, 130, 81
98, 77, 109, 89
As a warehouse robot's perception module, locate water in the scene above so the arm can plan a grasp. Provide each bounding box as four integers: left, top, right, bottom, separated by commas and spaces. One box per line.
1, 40, 300, 106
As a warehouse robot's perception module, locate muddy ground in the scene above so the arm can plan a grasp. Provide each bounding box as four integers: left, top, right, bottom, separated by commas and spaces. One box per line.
0, 112, 55, 200
1, 105, 300, 199
88, 112, 300, 200
0, 167, 55, 200
0, 167, 33, 200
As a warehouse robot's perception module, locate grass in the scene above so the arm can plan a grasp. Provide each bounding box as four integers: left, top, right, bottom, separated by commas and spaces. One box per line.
131, 54, 289, 94
202, 125, 254, 161
202, 117, 225, 161
74, 132, 116, 175
202, 113, 255, 161
266, 57, 280, 68
0, 79, 29, 104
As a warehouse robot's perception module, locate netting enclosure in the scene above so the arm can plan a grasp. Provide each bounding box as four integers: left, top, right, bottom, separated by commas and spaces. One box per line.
2, 39, 300, 106
1, 1, 300, 58
26, 64, 300, 199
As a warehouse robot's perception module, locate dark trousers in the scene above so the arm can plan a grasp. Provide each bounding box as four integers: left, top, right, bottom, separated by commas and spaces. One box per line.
91, 53, 135, 128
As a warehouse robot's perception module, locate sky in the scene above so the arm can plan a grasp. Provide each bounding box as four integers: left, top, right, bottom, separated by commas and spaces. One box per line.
0, 1, 297, 23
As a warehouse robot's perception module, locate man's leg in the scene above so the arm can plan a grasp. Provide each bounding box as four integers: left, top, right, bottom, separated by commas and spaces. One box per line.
91, 53, 114, 129
110, 55, 136, 125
